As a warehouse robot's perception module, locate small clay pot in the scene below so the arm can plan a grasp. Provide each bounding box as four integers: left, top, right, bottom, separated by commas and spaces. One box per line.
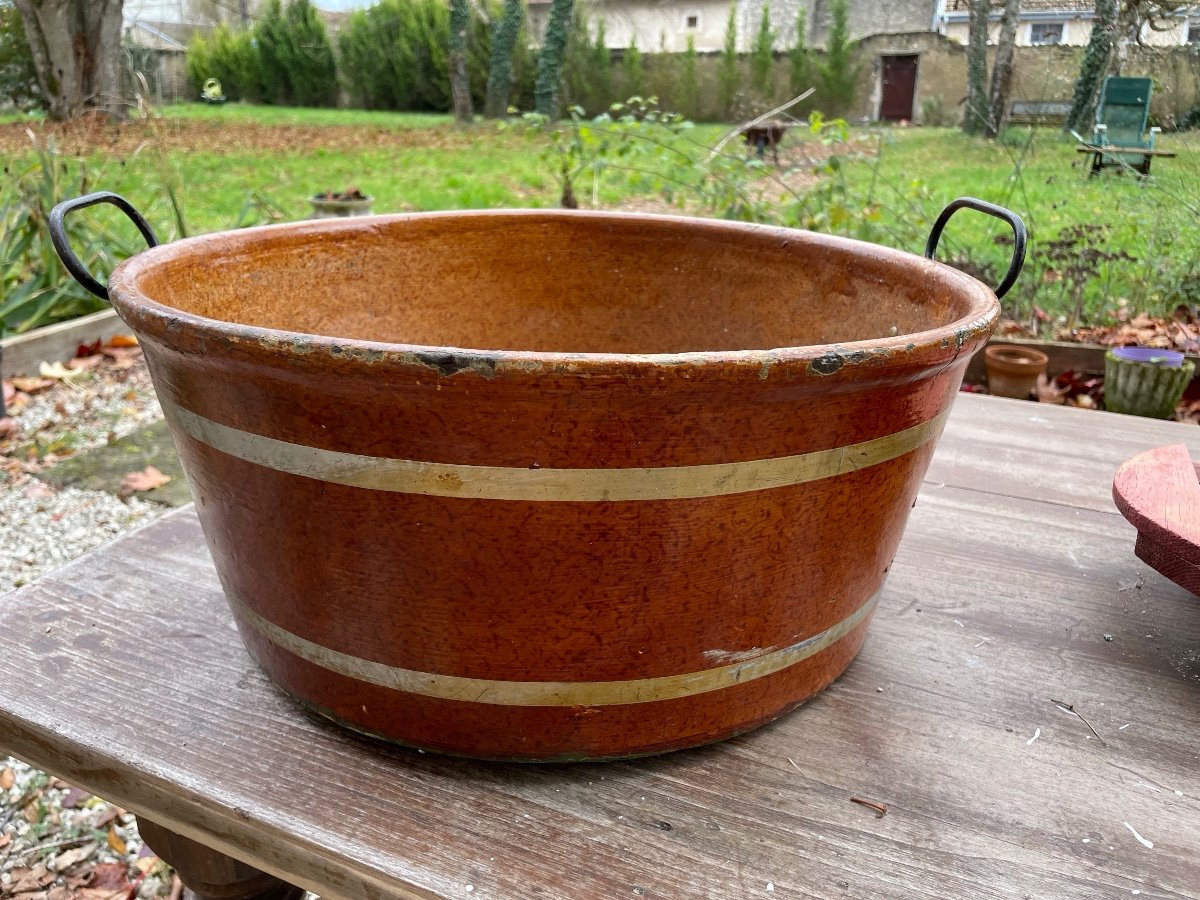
985, 344, 1048, 399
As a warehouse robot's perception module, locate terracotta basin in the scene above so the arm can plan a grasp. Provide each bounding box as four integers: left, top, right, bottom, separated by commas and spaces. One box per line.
93, 210, 1002, 760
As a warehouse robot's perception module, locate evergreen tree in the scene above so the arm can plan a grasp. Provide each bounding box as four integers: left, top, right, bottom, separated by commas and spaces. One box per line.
484, 0, 524, 116
255, 0, 291, 104
717, 3, 739, 119
0, 1, 40, 109
681, 34, 700, 119
788, 7, 812, 98
816, 0, 860, 115
622, 36, 644, 97
749, 5, 775, 97
282, 0, 336, 107
591, 19, 612, 110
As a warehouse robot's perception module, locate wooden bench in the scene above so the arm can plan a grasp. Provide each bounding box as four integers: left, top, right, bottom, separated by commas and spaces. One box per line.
1007, 99, 1072, 127
1, 393, 1199, 898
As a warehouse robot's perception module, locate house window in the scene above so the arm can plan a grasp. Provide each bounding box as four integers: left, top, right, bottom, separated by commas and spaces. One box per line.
1188, 22, 1200, 44
685, 14, 699, 29
1029, 22, 1064, 45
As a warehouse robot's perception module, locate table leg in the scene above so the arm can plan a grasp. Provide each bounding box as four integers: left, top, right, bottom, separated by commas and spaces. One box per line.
136, 817, 306, 900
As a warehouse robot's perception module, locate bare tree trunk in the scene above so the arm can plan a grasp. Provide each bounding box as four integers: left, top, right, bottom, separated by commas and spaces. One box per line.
984, 0, 1019, 138
962, 0, 989, 135
448, 0, 474, 122
12, 0, 126, 121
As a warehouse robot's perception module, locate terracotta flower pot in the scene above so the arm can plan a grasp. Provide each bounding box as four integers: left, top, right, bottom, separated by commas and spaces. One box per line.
984, 344, 1048, 399
50, 196, 1022, 761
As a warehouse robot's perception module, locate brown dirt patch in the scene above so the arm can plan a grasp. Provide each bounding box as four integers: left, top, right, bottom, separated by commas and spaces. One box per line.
0, 117, 493, 157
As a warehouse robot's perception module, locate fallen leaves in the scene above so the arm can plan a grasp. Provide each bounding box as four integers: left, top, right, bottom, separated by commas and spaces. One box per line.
118, 466, 170, 498
51, 843, 98, 873
38, 362, 85, 384
1, 764, 14, 789
10, 377, 54, 395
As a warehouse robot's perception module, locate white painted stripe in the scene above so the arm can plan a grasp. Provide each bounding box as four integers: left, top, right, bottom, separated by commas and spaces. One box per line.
229, 588, 881, 707
162, 397, 947, 502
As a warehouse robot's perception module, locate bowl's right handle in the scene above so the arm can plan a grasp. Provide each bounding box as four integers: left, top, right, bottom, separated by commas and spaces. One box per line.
924, 197, 1027, 300
49, 192, 159, 302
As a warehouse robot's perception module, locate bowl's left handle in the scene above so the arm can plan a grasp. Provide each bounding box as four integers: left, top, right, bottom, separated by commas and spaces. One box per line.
924, 196, 1026, 300
49, 192, 159, 302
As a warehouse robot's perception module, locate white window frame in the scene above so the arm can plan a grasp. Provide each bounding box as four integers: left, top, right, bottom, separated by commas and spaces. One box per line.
1028, 21, 1065, 45
1187, 20, 1200, 44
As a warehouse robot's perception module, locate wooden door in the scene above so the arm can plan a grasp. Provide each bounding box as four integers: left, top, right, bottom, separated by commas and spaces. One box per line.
880, 55, 919, 121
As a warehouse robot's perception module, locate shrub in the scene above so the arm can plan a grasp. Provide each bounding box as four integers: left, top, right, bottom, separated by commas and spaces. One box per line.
622, 39, 644, 98
680, 36, 700, 120
187, 25, 262, 102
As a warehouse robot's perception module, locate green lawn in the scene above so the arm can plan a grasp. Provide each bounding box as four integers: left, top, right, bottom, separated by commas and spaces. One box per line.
3, 104, 1198, 335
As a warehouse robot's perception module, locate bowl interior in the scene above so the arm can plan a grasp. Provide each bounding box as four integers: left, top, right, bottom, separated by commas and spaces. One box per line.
126, 213, 993, 356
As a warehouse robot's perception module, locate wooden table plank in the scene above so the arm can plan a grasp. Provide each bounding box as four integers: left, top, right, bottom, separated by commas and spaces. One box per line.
929, 393, 1200, 512
1, 395, 1198, 899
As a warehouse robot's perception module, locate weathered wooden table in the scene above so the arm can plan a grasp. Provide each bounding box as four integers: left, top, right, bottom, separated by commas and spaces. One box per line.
2, 393, 1199, 899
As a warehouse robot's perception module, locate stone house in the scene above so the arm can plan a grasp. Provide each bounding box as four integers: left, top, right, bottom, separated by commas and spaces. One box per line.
528, 0, 941, 53
938, 0, 1200, 48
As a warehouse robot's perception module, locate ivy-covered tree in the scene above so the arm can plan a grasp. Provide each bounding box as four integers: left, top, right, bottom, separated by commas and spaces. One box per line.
448, 0, 473, 120
717, 3, 739, 118
962, 0, 989, 134
484, 0, 523, 117
816, 0, 859, 115
1065, 0, 1118, 134
985, 0, 1020, 137
749, 5, 775, 97
534, 0, 574, 115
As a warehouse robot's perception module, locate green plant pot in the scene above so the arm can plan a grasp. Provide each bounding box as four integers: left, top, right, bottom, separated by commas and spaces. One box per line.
1104, 349, 1194, 419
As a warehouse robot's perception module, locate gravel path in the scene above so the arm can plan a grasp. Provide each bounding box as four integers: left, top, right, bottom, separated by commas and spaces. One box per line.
2, 349, 175, 897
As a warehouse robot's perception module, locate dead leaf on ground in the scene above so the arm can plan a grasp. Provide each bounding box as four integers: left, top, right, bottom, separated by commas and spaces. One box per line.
3, 379, 14, 404
0, 764, 14, 789
1035, 373, 1068, 404
52, 841, 98, 872
66, 354, 103, 372
118, 465, 171, 497
62, 785, 90, 808
106, 825, 126, 855
10, 376, 54, 394
39, 361, 84, 383
0, 832, 10, 849
106, 334, 139, 348
0, 417, 21, 439
90, 862, 131, 891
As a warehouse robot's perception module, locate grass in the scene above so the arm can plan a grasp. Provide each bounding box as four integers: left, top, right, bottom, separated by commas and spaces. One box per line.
2, 103, 1198, 333
851, 126, 1200, 324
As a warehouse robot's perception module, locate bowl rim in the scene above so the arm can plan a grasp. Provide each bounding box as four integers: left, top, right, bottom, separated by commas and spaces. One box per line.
108, 209, 1000, 381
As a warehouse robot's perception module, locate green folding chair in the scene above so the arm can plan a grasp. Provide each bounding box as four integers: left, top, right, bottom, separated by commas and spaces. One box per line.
1077, 76, 1172, 175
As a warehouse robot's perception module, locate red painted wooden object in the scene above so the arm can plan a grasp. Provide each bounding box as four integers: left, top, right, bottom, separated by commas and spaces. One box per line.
1113, 443, 1200, 597
106, 211, 999, 760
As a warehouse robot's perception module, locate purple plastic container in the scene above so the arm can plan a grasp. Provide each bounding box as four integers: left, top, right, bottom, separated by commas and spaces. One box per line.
1110, 347, 1185, 368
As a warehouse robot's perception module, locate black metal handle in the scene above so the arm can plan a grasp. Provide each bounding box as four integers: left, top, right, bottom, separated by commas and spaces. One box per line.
924, 197, 1026, 300
49, 192, 159, 301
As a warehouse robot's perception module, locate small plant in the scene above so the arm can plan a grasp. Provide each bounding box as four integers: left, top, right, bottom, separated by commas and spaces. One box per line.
0, 135, 138, 338
1032, 224, 1136, 329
